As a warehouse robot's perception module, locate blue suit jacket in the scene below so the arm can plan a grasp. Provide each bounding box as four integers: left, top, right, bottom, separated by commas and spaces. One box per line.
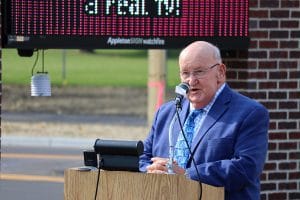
139, 84, 269, 200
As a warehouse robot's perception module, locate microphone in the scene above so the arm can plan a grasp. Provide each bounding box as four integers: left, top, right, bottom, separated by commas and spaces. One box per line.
171, 82, 203, 199
167, 83, 189, 173
174, 82, 190, 110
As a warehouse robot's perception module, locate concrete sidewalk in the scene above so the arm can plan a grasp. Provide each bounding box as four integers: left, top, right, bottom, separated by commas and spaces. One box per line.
1, 135, 95, 149
2, 111, 147, 126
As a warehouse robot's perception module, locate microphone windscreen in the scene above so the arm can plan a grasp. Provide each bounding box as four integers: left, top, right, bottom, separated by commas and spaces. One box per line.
175, 82, 190, 97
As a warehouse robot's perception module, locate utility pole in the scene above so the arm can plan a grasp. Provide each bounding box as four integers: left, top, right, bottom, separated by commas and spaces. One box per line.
147, 50, 167, 126
62, 49, 67, 85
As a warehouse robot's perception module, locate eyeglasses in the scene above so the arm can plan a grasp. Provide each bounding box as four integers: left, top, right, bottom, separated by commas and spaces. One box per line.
180, 63, 220, 79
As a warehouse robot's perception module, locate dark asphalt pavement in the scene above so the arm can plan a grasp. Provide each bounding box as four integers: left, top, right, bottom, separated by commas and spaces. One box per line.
0, 111, 147, 200
0, 145, 84, 200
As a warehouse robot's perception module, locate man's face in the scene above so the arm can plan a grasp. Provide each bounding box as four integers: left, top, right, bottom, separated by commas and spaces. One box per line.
179, 50, 225, 109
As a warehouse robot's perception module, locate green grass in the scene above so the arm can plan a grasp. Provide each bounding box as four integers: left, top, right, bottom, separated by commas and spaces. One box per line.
2, 49, 181, 88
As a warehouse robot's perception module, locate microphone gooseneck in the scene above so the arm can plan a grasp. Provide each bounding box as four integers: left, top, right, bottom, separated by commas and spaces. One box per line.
174, 82, 190, 110
168, 83, 189, 173
169, 82, 202, 200
176, 110, 202, 200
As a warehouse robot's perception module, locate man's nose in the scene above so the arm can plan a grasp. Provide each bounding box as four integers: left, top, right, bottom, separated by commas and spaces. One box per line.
186, 74, 198, 85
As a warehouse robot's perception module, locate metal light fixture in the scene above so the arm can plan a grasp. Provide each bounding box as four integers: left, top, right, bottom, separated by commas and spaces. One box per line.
31, 49, 51, 96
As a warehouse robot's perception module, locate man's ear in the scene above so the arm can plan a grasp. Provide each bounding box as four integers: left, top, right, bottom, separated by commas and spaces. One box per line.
217, 63, 227, 80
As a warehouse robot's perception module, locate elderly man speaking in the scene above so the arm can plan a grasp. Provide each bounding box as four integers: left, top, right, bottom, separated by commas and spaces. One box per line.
139, 41, 269, 200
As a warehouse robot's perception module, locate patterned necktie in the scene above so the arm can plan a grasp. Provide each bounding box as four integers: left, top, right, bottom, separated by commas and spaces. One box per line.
174, 109, 203, 168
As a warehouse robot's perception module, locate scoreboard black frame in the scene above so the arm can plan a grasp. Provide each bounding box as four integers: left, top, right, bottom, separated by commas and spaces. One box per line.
2, 0, 250, 50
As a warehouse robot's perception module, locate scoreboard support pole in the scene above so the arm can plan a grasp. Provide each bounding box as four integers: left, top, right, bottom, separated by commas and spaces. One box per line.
147, 49, 167, 127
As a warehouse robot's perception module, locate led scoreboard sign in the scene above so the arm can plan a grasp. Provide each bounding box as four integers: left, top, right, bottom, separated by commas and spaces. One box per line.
2, 0, 249, 49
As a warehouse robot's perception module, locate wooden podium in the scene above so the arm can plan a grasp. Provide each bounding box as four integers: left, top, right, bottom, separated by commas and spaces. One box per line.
64, 168, 224, 200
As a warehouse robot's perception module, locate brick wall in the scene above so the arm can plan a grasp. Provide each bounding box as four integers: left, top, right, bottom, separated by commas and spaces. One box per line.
225, 0, 300, 199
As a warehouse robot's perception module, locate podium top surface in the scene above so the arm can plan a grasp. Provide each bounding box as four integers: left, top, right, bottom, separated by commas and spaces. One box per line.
64, 168, 224, 200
